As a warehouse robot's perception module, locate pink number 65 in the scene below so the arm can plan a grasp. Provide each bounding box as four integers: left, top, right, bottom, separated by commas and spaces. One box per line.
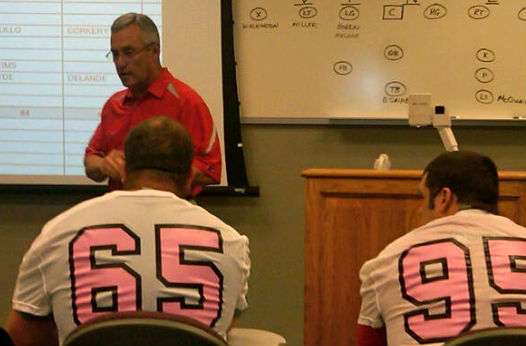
69, 223, 224, 327
399, 239, 475, 343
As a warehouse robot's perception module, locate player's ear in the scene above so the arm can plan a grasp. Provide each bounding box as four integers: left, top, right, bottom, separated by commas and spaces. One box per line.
436, 187, 456, 214
184, 167, 196, 197
121, 167, 128, 185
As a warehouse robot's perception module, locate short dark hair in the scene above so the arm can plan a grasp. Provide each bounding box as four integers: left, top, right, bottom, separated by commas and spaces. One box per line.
124, 117, 193, 187
424, 151, 499, 214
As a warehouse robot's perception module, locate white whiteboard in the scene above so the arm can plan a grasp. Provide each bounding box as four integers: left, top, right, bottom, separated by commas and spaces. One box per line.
233, 0, 526, 121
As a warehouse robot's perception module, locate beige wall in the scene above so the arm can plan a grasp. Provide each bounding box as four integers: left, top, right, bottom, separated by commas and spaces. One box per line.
0, 124, 524, 345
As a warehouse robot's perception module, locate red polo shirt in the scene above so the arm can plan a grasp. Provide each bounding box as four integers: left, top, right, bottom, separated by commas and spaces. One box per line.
85, 68, 221, 193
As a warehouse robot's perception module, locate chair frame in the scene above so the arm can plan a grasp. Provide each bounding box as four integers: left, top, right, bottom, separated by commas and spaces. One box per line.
62, 311, 227, 346
444, 327, 526, 346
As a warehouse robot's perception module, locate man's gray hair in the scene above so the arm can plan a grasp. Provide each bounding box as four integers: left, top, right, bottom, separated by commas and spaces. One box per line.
111, 12, 160, 46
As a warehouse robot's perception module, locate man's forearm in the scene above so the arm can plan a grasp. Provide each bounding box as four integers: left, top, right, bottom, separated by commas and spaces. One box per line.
357, 324, 387, 346
192, 166, 218, 187
84, 155, 107, 182
7, 310, 58, 346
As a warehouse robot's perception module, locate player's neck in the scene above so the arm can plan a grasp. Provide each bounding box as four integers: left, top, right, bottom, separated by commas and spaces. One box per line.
123, 172, 186, 198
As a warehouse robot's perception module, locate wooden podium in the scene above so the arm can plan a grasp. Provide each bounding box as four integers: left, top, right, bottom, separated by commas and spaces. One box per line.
302, 169, 526, 346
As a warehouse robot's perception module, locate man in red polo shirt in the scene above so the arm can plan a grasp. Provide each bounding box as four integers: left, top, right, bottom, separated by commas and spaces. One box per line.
84, 12, 221, 195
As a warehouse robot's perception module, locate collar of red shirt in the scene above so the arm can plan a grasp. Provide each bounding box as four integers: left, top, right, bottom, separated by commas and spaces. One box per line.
123, 67, 171, 101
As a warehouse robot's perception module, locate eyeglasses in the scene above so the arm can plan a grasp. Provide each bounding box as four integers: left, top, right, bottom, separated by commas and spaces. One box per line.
106, 42, 155, 61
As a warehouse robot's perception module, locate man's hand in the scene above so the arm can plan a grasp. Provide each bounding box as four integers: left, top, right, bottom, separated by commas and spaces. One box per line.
84, 150, 125, 182
102, 150, 125, 181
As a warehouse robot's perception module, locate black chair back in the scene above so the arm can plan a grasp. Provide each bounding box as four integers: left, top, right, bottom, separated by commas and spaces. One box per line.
62, 311, 227, 346
444, 327, 526, 346
0, 327, 14, 346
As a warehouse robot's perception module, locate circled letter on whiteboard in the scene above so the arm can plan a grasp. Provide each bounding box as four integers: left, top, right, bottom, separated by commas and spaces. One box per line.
476, 48, 496, 62
475, 89, 494, 104
333, 61, 352, 75
424, 4, 447, 20
385, 81, 407, 96
250, 7, 267, 21
475, 68, 494, 83
299, 6, 317, 19
340, 6, 360, 21
468, 6, 490, 20
384, 45, 404, 61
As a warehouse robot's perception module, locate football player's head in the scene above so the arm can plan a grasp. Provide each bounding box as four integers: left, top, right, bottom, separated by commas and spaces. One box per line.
418, 151, 498, 223
124, 116, 194, 193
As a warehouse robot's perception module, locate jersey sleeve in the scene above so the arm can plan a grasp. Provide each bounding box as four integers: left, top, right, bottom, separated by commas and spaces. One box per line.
11, 239, 51, 317
358, 259, 384, 329
235, 236, 250, 311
